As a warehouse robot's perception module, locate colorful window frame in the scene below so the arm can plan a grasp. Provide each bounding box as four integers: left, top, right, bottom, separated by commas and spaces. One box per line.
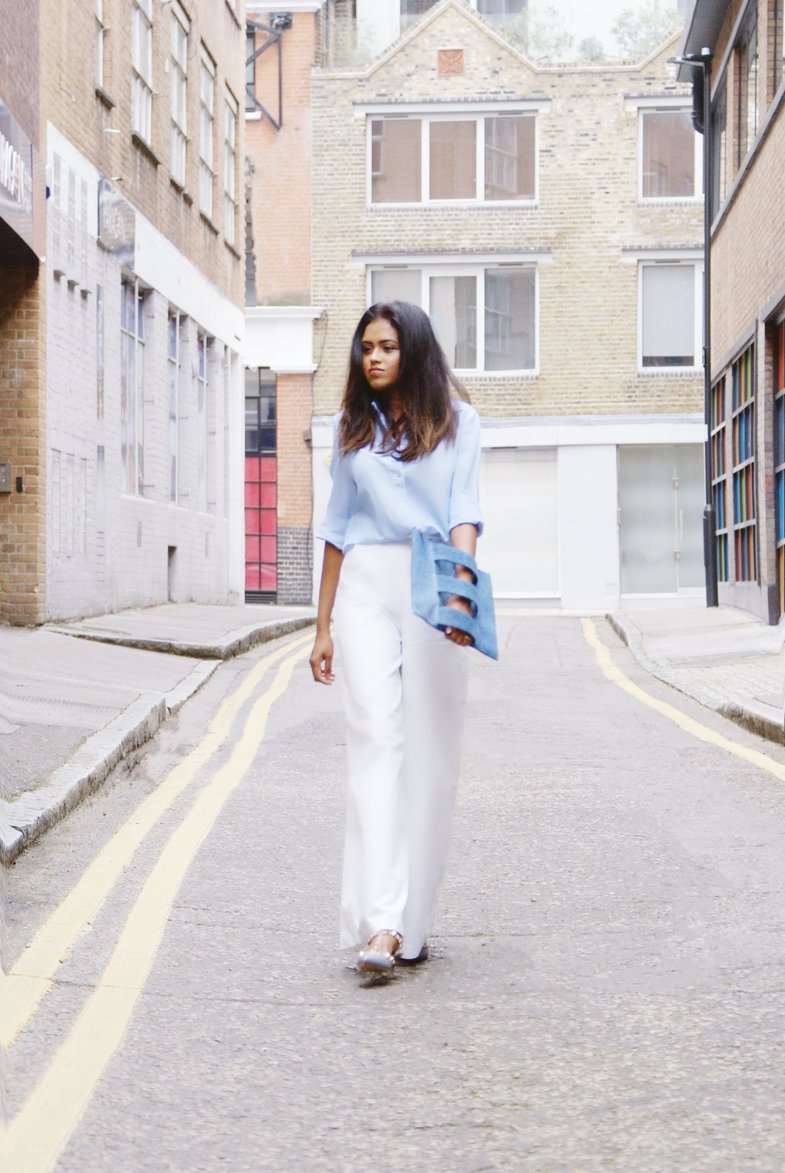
731, 343, 757, 582
775, 320, 785, 616
711, 375, 729, 582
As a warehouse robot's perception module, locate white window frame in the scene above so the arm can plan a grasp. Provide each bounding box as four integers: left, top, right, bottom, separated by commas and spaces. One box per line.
121, 278, 146, 496
638, 107, 702, 203
168, 309, 183, 504
132, 0, 154, 143
199, 47, 216, 217
95, 0, 106, 89
366, 258, 540, 375
170, 2, 189, 187
196, 332, 209, 512
365, 106, 541, 207
636, 258, 703, 374
51, 449, 61, 555
224, 89, 238, 245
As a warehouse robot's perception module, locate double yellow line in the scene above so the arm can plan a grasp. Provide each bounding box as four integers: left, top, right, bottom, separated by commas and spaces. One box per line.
582, 618, 785, 782
1, 633, 311, 1172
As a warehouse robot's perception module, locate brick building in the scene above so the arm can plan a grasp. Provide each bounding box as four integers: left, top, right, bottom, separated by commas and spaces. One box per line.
0, 1, 47, 624
244, 1, 323, 605
308, 0, 707, 610
1, 0, 247, 625
681, 0, 785, 623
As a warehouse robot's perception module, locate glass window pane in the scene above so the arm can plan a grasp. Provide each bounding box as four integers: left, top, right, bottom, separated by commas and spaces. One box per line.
642, 265, 695, 366
485, 116, 535, 200
371, 119, 421, 202
429, 121, 476, 199
370, 268, 422, 305
642, 111, 695, 198
485, 268, 535, 369
430, 275, 477, 368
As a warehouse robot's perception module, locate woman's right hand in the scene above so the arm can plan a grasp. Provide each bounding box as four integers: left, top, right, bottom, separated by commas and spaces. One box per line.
309, 630, 336, 685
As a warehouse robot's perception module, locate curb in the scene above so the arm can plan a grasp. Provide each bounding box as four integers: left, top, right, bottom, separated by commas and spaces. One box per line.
47, 614, 316, 660
607, 611, 785, 747
0, 617, 315, 864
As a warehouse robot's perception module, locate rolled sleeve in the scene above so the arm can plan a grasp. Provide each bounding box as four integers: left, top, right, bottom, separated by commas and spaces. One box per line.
316, 416, 356, 550
449, 405, 484, 535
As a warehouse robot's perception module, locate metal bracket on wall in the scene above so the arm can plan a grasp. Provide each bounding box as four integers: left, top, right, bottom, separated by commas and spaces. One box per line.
246, 17, 291, 131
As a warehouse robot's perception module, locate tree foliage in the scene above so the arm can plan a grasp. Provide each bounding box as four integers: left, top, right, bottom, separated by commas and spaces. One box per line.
611, 1, 682, 60
506, 5, 574, 63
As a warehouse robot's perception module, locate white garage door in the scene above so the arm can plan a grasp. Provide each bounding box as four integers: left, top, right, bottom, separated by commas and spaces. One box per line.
479, 448, 559, 597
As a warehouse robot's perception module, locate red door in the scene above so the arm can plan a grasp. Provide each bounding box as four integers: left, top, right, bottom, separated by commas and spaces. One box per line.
245, 370, 277, 600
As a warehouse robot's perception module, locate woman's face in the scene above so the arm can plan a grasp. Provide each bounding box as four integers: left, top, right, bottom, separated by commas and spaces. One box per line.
361, 318, 401, 394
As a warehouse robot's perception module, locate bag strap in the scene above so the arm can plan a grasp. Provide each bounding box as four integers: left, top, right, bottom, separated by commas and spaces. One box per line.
428, 540, 479, 580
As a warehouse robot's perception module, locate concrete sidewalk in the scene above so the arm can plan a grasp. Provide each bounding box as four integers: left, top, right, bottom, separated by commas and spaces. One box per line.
0, 602, 315, 862
609, 597, 785, 744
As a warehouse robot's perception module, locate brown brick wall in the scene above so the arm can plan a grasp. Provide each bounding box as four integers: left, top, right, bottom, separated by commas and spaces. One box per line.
40, 0, 246, 309
247, 12, 317, 304
0, 263, 47, 624
277, 372, 314, 529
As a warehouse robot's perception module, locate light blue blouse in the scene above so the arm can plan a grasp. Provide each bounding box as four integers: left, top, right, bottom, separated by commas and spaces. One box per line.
317, 400, 483, 552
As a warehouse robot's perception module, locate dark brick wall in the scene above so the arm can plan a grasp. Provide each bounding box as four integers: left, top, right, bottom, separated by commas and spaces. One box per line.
277, 524, 313, 604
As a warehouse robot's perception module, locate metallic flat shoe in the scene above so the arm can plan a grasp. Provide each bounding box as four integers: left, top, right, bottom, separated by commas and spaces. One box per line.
398, 944, 430, 966
357, 930, 403, 980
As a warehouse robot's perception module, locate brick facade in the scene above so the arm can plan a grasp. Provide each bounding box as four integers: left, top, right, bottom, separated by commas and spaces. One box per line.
0, 265, 46, 624
685, 0, 785, 622
0, 1, 45, 625
303, 0, 712, 610
25, 0, 247, 623
245, 4, 322, 604
311, 2, 704, 420
40, 0, 245, 310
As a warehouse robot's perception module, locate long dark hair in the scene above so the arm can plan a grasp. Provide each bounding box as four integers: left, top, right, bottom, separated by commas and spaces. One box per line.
339, 301, 469, 462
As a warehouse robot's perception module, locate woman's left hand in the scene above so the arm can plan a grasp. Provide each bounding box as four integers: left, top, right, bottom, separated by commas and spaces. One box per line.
444, 595, 474, 647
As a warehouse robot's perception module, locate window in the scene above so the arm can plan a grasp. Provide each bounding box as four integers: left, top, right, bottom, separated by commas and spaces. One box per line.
168, 310, 183, 503
369, 114, 536, 204
196, 333, 209, 510
736, 7, 759, 164
245, 369, 277, 598
66, 455, 75, 557
370, 263, 537, 372
772, 0, 785, 97
246, 28, 256, 111
170, 3, 189, 186
224, 90, 238, 245
476, 0, 527, 18
51, 450, 61, 555
400, 0, 439, 29
710, 75, 728, 218
639, 262, 701, 368
711, 375, 729, 582
132, 0, 153, 143
121, 280, 145, 495
79, 458, 88, 556
731, 344, 757, 581
95, 0, 106, 89
640, 109, 701, 199
774, 321, 785, 613
199, 48, 216, 217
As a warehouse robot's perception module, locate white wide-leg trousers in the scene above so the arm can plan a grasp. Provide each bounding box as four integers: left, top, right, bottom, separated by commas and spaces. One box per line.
333, 541, 468, 961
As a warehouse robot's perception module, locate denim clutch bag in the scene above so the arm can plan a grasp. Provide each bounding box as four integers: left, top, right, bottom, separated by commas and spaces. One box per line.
410, 530, 499, 660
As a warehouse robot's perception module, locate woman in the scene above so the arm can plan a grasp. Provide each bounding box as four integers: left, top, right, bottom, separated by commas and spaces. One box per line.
309, 300, 483, 981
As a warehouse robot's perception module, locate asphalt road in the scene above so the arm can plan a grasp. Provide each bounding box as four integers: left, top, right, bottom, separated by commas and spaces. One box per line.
5, 615, 785, 1171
